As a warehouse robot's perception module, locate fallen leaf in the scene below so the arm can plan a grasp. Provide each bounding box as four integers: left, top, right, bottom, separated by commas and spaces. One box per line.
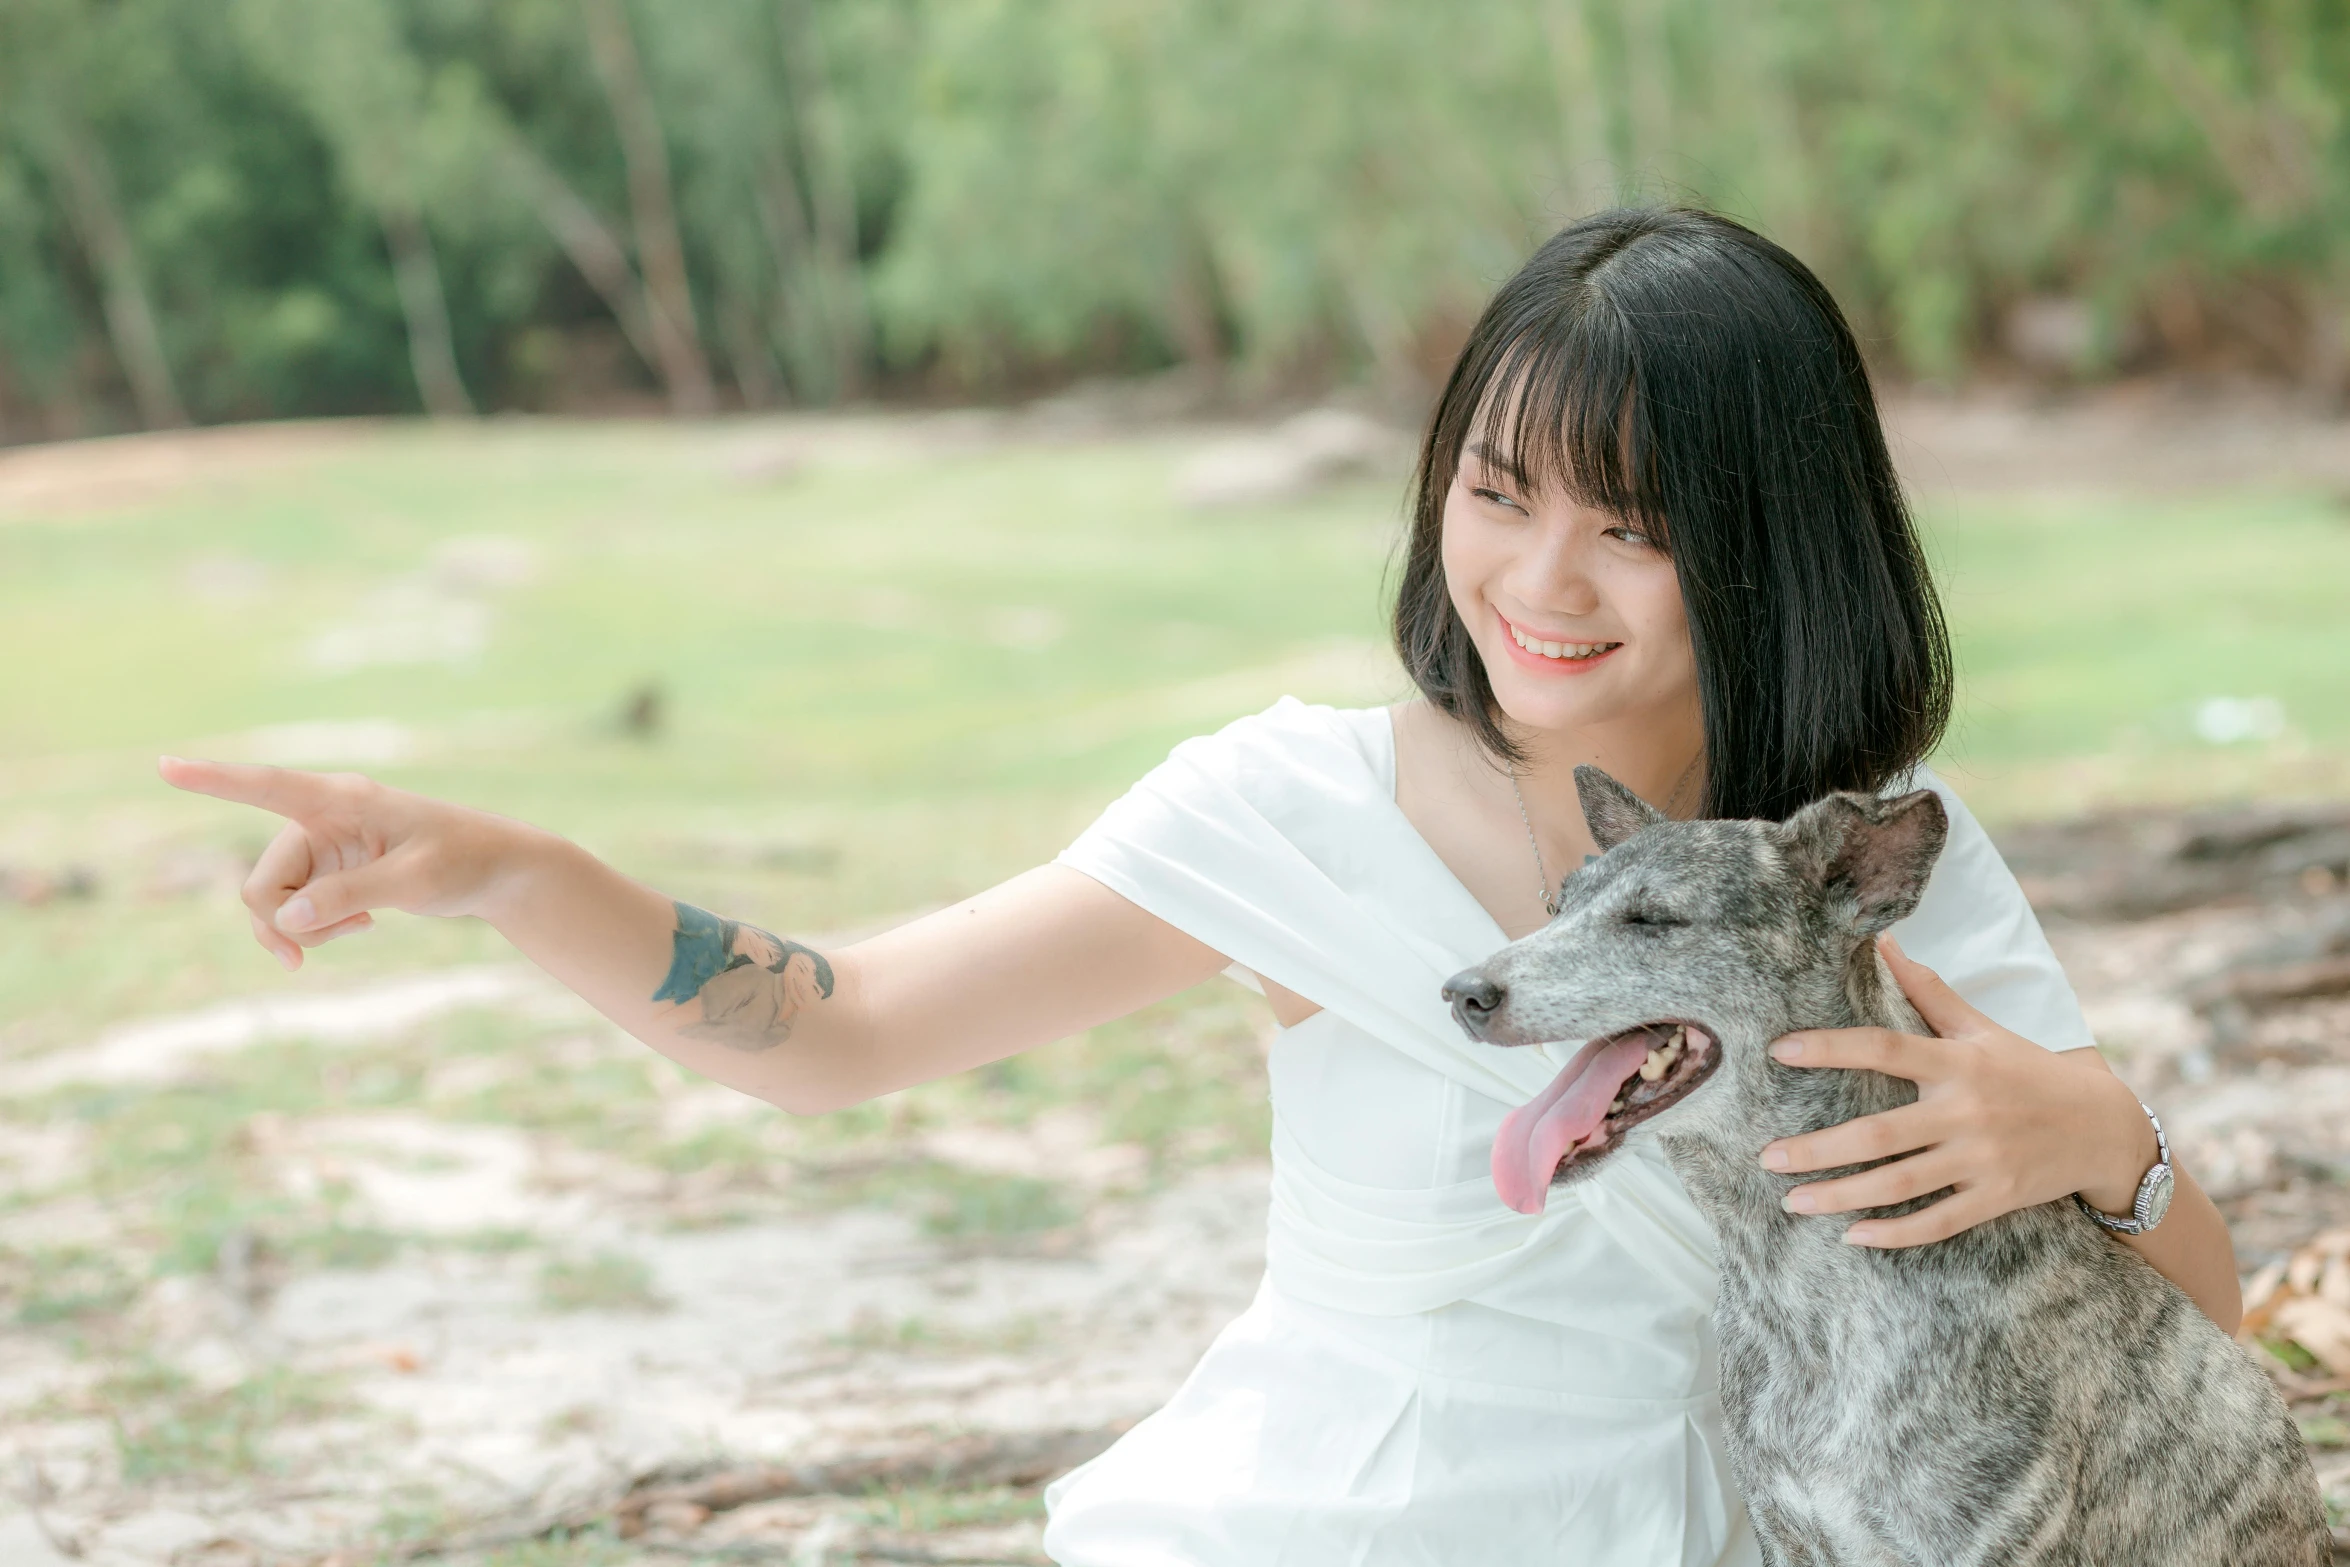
2274, 1296, 2350, 1376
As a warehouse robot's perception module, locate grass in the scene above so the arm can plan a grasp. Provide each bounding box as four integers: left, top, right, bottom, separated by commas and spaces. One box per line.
93, 1359, 345, 1481
1927, 488, 2350, 816
537, 1249, 666, 1313
4, 420, 2346, 1052
0, 1244, 138, 1325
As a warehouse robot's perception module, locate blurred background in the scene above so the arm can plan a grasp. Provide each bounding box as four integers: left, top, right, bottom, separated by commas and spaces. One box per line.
2, 2, 2349, 1563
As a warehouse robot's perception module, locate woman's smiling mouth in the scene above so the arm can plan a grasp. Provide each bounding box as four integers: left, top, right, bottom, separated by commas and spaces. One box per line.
1499, 611, 1623, 672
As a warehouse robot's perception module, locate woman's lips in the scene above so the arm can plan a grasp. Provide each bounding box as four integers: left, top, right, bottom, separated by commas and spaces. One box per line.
1496, 611, 1623, 676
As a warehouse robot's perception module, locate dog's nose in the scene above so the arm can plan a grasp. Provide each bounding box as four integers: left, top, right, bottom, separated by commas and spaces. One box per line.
1440, 970, 1505, 1038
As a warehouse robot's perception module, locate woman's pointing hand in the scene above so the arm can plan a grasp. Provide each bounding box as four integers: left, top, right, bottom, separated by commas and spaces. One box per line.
157, 757, 533, 972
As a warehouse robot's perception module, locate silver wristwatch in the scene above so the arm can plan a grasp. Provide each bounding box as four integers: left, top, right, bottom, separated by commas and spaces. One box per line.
2076, 1099, 2173, 1236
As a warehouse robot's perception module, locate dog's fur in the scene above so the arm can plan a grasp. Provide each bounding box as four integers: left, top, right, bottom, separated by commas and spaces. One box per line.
1444, 769, 2328, 1566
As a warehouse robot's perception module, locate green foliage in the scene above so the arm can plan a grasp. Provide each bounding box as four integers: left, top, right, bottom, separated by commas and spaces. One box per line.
3, 0, 2348, 434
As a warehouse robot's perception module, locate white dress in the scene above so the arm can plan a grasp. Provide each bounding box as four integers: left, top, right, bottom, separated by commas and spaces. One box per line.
1042, 699, 2094, 1566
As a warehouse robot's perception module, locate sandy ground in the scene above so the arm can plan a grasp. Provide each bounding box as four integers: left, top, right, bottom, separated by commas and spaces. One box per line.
0, 967, 1272, 1564
3, 880, 2348, 1563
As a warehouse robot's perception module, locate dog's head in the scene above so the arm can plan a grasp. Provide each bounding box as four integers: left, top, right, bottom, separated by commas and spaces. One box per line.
1443, 767, 1947, 1213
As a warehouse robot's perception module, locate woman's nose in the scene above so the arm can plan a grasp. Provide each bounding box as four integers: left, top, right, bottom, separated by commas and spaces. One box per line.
1517, 520, 1602, 614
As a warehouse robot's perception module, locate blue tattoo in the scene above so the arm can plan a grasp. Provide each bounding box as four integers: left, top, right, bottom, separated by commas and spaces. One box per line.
654, 902, 747, 1003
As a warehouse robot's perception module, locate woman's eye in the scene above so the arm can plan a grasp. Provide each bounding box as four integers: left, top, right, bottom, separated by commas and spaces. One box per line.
1604, 525, 1658, 548
1472, 486, 1526, 514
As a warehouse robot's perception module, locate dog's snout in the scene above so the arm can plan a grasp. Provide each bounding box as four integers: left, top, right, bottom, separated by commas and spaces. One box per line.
1441, 969, 1505, 1038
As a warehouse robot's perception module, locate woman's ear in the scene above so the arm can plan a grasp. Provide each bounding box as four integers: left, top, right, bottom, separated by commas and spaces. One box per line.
1574, 765, 1665, 852
1778, 789, 1949, 935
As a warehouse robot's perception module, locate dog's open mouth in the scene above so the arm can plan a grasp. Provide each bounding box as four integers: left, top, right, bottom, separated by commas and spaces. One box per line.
1490, 1021, 1718, 1214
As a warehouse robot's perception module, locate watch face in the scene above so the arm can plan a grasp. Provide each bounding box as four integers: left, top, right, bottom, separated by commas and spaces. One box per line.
2140, 1165, 2175, 1230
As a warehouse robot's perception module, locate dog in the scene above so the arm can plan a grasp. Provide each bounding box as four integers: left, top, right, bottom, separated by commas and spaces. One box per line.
1440, 768, 2329, 1566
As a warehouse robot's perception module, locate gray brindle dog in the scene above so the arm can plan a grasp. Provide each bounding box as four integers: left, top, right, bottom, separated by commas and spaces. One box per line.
1440, 768, 2328, 1566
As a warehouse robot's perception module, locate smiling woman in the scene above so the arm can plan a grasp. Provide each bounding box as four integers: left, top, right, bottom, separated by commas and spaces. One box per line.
159, 207, 2235, 1567
1393, 211, 1951, 826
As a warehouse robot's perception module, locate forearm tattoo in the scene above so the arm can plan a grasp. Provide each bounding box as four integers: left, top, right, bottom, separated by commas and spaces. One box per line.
651, 902, 836, 1052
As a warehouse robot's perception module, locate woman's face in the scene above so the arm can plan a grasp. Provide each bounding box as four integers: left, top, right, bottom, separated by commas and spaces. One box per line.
1440, 435, 1699, 743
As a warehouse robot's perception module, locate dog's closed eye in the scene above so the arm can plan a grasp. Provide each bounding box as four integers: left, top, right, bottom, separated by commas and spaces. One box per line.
1618, 903, 1689, 931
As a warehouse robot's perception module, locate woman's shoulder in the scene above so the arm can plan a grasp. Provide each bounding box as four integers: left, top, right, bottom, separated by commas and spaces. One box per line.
1173, 695, 1395, 778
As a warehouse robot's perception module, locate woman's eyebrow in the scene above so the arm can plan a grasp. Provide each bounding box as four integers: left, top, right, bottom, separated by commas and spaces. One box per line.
1464, 441, 1531, 485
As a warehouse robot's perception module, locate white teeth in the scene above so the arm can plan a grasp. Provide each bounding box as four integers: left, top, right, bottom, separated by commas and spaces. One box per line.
1609, 1095, 1628, 1112
1640, 1027, 1687, 1082
1510, 624, 1618, 660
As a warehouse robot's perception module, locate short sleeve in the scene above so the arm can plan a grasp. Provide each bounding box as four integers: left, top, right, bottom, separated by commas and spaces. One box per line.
1892, 768, 2095, 1053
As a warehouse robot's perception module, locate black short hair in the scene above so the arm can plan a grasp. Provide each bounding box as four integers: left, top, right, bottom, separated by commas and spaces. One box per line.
1390, 206, 1952, 824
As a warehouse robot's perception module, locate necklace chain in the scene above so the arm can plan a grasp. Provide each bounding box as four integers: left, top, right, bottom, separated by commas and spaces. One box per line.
1509, 753, 1702, 922
1507, 761, 1564, 919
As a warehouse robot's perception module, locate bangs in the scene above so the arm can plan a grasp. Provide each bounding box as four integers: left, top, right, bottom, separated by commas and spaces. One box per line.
1456, 304, 1671, 544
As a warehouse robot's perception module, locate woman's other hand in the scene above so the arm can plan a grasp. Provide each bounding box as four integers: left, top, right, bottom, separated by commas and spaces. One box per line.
1755, 933, 2155, 1248
158, 757, 541, 972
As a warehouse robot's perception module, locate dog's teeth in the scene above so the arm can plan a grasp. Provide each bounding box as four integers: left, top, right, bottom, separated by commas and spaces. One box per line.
1610, 1094, 1629, 1112
1639, 1048, 1670, 1081
1670, 1025, 1686, 1050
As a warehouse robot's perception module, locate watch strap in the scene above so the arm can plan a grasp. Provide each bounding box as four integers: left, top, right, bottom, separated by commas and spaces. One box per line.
2076, 1099, 2170, 1236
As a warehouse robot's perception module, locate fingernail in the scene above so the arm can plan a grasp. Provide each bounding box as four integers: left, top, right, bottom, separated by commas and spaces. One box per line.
276, 897, 316, 932
1770, 1039, 1803, 1063
1760, 1144, 1791, 1171
1843, 1226, 1875, 1246
1782, 1189, 1815, 1213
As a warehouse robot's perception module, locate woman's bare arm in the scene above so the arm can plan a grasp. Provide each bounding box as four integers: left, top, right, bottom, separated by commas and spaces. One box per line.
159, 759, 1231, 1113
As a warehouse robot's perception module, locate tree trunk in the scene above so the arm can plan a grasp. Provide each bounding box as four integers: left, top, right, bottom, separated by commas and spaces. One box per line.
582, 0, 717, 416
752, 141, 827, 400
777, 0, 871, 401
717, 289, 779, 409
494, 136, 667, 381
44, 118, 186, 430
379, 205, 474, 419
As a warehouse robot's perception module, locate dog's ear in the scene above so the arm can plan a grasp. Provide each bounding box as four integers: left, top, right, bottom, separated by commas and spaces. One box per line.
1778, 789, 1949, 935
1574, 765, 1665, 853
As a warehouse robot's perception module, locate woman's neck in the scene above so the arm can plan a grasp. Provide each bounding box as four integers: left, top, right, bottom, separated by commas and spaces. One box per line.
1391, 697, 1707, 940
1500, 703, 1708, 823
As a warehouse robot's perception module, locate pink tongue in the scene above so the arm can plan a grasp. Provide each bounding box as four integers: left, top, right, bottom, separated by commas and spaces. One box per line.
1491, 1034, 1654, 1215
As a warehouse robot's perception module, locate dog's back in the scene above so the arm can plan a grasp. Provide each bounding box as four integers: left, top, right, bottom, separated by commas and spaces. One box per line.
1689, 1120, 2326, 1566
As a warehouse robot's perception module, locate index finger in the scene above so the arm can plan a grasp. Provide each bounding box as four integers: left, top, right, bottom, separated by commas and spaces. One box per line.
1770, 1024, 1950, 1080
158, 756, 338, 819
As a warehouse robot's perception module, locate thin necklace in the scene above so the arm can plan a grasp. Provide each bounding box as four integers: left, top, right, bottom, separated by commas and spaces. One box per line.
1509, 752, 1702, 920
1507, 761, 1566, 918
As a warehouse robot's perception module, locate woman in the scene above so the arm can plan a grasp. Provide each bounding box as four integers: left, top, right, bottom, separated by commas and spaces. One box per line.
164, 208, 2237, 1565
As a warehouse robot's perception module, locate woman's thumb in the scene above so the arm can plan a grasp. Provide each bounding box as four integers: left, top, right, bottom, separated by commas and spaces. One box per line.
275, 860, 406, 934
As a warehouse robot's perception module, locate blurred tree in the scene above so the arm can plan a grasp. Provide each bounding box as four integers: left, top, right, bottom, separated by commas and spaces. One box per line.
0, 0, 2346, 433
579, 0, 715, 413
0, 0, 187, 428
231, 0, 475, 417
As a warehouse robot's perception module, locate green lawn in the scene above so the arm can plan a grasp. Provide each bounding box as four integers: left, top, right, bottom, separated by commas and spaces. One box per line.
1, 417, 2345, 1051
